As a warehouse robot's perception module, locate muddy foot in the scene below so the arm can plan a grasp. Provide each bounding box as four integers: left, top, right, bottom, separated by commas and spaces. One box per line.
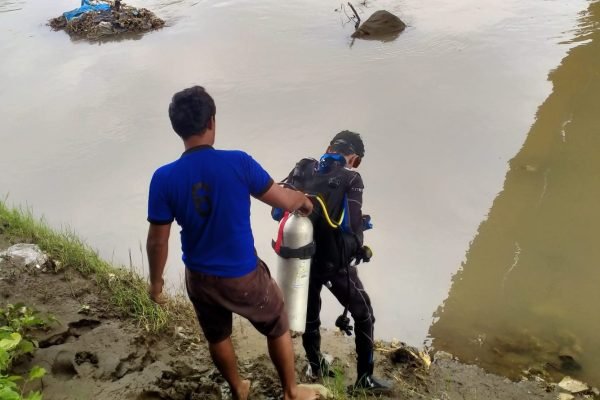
298, 384, 330, 398
285, 385, 321, 400
232, 379, 251, 400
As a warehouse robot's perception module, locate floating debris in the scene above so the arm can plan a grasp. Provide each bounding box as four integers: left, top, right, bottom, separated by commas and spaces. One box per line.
49, 0, 164, 41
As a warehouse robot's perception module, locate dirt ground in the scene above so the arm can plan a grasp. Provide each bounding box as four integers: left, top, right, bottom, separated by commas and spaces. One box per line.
0, 240, 592, 400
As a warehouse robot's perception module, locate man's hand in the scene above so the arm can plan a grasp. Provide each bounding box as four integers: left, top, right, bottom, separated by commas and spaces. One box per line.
296, 195, 313, 216
149, 278, 167, 304
259, 183, 313, 216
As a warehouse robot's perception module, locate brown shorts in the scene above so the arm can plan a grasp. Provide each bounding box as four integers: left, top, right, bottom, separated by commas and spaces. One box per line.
185, 259, 289, 343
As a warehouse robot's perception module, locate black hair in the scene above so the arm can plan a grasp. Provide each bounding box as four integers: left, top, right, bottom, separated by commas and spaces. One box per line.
329, 130, 365, 158
168, 86, 216, 139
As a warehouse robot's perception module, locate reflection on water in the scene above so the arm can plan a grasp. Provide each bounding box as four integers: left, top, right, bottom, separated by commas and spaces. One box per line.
429, 1, 600, 387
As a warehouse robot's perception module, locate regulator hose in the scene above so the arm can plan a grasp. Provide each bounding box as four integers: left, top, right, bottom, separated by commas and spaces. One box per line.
306, 194, 345, 229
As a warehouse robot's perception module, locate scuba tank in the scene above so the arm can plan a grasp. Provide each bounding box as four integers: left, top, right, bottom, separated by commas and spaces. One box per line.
272, 213, 316, 332
271, 154, 371, 333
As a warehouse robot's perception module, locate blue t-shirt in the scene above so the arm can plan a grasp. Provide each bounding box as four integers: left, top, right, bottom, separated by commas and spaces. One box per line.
147, 145, 273, 277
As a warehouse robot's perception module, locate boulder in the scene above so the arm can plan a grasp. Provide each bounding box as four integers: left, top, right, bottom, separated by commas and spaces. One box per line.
558, 376, 589, 394
352, 10, 406, 39
0, 243, 48, 268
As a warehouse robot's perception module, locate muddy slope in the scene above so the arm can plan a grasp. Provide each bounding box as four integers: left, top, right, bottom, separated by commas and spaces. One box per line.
0, 240, 581, 400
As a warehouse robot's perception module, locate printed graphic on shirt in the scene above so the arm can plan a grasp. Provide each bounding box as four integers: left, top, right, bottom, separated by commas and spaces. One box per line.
192, 181, 212, 217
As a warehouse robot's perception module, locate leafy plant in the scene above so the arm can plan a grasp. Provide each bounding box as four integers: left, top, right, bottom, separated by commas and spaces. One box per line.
0, 304, 51, 400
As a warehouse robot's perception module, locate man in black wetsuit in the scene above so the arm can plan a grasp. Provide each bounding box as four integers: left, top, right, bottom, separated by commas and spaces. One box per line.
276, 131, 391, 393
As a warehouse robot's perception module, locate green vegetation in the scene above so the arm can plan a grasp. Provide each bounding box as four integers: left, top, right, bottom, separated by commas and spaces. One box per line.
0, 200, 169, 332
321, 364, 385, 400
0, 304, 50, 400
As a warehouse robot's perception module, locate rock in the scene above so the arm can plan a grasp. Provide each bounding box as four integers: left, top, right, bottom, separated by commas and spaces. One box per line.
0, 243, 49, 268
558, 376, 589, 394
558, 394, 575, 400
352, 10, 406, 39
558, 355, 582, 372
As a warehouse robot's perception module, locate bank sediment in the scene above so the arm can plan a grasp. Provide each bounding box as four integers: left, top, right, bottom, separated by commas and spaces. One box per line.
0, 201, 596, 400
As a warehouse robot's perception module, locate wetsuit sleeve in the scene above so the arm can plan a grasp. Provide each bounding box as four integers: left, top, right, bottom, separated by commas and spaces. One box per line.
148, 168, 175, 225
347, 172, 365, 245
242, 152, 274, 197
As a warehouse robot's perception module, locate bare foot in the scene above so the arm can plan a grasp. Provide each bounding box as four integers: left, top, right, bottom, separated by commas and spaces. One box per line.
284, 385, 321, 400
232, 379, 251, 400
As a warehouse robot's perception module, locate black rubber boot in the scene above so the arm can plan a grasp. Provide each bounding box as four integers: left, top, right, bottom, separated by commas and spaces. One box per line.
353, 374, 393, 394
302, 330, 337, 379
354, 319, 377, 382
354, 360, 393, 394
302, 330, 322, 377
312, 356, 337, 379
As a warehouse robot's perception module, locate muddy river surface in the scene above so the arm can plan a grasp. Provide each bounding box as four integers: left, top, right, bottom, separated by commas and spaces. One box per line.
1, 0, 598, 386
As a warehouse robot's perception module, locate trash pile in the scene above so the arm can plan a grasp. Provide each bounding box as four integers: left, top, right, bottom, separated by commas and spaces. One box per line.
49, 0, 164, 41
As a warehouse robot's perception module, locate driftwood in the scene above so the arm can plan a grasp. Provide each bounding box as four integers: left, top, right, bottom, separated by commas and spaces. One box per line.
347, 2, 360, 30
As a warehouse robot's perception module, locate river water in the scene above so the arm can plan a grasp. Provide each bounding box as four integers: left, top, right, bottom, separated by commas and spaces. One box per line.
429, 1, 600, 387
1, 0, 596, 386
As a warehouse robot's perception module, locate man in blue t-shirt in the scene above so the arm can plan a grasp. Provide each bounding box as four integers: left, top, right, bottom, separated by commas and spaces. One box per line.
147, 86, 318, 400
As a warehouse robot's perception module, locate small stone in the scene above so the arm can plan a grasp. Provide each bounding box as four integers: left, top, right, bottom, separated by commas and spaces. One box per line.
174, 326, 188, 339
78, 305, 91, 315
558, 376, 589, 394
434, 351, 454, 361
592, 387, 600, 396
53, 260, 64, 271
322, 352, 334, 365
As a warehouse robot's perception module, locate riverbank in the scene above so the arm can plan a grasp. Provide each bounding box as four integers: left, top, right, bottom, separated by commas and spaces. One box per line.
0, 202, 596, 399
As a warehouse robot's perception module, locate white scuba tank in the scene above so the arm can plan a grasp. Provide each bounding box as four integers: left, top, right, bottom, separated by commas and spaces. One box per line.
273, 213, 315, 333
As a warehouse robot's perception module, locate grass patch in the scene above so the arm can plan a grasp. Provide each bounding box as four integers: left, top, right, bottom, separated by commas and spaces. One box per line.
320, 364, 387, 400
0, 200, 169, 332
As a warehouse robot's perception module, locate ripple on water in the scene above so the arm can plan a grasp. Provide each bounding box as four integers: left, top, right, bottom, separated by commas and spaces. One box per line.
0, 0, 24, 13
